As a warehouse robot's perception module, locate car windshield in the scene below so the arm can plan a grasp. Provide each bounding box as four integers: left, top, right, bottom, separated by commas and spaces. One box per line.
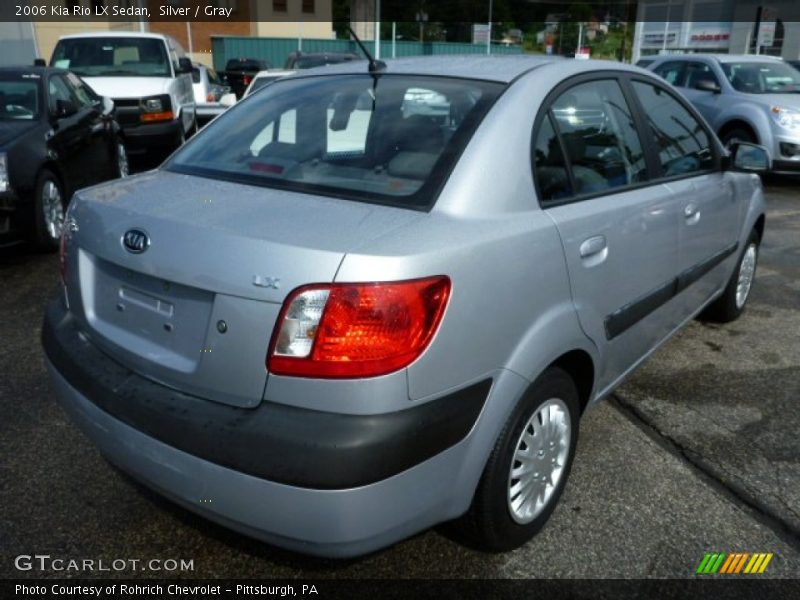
167, 74, 503, 208
721, 62, 800, 93
51, 37, 171, 78
0, 78, 41, 120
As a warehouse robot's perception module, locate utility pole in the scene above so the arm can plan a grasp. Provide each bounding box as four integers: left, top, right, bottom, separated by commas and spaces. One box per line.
374, 0, 380, 59
487, 0, 493, 55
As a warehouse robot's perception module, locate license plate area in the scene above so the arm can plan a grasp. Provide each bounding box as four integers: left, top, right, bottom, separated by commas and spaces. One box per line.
85, 254, 213, 373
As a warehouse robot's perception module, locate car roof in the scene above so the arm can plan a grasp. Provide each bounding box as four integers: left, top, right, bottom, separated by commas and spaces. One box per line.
289, 55, 571, 83
58, 31, 168, 41
652, 53, 784, 64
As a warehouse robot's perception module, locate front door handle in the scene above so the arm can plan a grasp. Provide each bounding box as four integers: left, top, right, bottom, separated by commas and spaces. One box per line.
580, 235, 607, 258
684, 203, 701, 225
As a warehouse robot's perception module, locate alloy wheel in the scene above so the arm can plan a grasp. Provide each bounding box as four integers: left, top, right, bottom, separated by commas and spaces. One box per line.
507, 398, 572, 524
735, 243, 757, 309
41, 179, 64, 241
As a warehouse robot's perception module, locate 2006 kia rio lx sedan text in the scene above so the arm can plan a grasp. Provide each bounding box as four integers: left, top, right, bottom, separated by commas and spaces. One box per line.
43, 56, 767, 558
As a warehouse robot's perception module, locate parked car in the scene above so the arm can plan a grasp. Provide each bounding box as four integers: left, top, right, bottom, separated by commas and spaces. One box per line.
44, 56, 767, 558
0, 65, 126, 250
284, 51, 359, 70
647, 54, 800, 173
191, 63, 234, 126
635, 58, 655, 68
242, 69, 295, 97
222, 58, 270, 99
787, 59, 800, 72
50, 32, 196, 155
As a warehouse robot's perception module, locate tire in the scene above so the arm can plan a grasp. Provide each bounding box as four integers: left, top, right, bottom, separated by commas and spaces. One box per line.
720, 127, 755, 148
32, 169, 66, 252
702, 230, 760, 323
453, 367, 580, 552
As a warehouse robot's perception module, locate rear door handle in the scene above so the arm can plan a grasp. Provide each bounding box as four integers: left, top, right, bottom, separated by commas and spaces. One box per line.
579, 235, 607, 258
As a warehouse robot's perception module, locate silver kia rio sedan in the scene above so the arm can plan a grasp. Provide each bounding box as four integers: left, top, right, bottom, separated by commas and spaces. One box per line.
43, 56, 767, 557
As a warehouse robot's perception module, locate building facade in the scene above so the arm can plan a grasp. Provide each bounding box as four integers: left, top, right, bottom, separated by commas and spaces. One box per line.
30, 0, 333, 65
633, 0, 800, 62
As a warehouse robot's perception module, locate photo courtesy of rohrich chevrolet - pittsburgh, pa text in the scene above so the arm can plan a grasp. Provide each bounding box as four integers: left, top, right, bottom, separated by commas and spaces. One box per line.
1, 1, 799, 598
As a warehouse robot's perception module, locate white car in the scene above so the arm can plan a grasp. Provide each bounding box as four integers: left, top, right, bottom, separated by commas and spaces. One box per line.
51, 32, 196, 154
243, 70, 295, 97
192, 63, 234, 126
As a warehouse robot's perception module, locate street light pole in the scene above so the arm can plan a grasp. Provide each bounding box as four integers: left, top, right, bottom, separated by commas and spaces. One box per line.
374, 0, 380, 59
487, 0, 493, 55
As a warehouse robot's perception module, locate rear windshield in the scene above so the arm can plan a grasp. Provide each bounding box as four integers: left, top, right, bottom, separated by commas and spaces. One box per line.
167, 74, 504, 209
0, 76, 41, 120
52, 37, 170, 78
721, 62, 800, 93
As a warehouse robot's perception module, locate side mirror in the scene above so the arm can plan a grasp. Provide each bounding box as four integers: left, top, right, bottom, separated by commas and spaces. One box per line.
695, 79, 721, 93
53, 98, 78, 118
101, 96, 114, 115
219, 93, 236, 108
177, 57, 193, 74
729, 142, 770, 173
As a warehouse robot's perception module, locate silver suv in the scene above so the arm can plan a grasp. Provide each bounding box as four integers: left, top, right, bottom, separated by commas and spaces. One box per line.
43, 57, 767, 558
648, 54, 800, 173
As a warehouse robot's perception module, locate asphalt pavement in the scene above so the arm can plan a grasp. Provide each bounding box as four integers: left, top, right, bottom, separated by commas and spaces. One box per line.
1, 178, 798, 580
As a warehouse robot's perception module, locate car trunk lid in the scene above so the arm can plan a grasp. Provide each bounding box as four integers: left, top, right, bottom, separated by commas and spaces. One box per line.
65, 170, 422, 407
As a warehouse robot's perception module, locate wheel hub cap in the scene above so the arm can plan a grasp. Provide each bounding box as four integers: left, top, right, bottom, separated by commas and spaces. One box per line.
507, 398, 571, 524
736, 244, 757, 309
42, 180, 64, 241
118, 143, 129, 178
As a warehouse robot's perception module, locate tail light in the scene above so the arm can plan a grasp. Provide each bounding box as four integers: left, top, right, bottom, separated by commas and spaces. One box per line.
267, 276, 451, 378
243, 75, 252, 86
206, 92, 216, 102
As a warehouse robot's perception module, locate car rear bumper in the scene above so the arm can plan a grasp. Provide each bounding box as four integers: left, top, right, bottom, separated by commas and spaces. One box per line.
771, 158, 800, 174
195, 104, 226, 123
42, 299, 504, 557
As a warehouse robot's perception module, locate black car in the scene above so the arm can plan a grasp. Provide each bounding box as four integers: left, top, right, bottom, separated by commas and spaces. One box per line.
222, 58, 270, 99
0, 66, 127, 250
284, 51, 360, 70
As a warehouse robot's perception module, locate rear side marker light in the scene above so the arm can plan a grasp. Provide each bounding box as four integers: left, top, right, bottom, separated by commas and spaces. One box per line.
267, 276, 451, 378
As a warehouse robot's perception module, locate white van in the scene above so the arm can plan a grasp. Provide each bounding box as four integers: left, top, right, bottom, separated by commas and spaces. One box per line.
51, 32, 196, 155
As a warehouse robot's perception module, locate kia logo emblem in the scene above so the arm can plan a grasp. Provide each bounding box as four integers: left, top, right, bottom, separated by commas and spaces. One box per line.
123, 229, 149, 254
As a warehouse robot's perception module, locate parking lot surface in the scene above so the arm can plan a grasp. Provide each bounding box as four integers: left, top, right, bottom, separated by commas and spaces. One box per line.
1, 178, 798, 579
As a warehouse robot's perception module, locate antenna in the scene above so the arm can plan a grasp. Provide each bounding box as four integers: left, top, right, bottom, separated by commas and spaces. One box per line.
347, 25, 386, 74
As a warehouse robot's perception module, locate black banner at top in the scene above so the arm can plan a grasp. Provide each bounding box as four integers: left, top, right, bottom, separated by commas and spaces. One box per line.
2, 1, 800, 24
